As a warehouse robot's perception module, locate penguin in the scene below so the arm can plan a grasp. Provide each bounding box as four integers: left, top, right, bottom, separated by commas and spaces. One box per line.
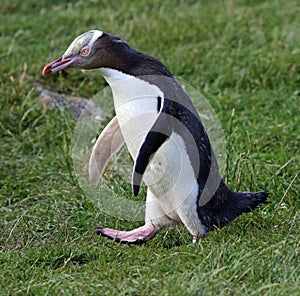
43, 30, 268, 244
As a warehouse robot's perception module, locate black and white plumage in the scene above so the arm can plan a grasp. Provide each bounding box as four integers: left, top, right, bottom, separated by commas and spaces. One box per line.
43, 30, 268, 244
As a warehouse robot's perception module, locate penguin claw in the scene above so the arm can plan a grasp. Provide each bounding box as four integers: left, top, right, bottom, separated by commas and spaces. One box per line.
95, 225, 157, 244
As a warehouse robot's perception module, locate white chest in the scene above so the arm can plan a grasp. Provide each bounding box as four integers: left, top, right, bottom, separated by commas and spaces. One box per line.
100, 68, 163, 159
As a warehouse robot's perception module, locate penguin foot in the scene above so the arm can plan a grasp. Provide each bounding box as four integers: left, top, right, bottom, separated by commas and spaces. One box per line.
95, 224, 157, 244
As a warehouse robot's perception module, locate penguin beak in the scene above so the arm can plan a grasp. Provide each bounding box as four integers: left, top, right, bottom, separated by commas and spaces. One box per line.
42, 56, 81, 75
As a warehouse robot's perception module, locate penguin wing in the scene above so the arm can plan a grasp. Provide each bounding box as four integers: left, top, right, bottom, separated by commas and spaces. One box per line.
132, 101, 173, 196
89, 116, 124, 185
132, 95, 215, 197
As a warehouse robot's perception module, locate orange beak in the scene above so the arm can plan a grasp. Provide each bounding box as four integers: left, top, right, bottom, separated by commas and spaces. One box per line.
42, 56, 81, 75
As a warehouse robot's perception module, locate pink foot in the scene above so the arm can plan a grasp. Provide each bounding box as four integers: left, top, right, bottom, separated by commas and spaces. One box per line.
95, 224, 157, 244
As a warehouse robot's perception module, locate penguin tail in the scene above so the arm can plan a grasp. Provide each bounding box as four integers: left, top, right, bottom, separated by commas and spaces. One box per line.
218, 190, 269, 228
234, 190, 269, 214
198, 188, 269, 230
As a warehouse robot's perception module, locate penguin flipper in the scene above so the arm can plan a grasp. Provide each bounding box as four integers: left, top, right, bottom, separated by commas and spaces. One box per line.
132, 110, 172, 196
89, 116, 124, 185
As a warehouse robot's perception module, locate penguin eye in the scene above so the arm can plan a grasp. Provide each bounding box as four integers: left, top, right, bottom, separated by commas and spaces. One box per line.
80, 47, 90, 56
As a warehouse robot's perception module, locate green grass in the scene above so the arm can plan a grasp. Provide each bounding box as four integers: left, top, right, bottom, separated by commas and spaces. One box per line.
0, 0, 299, 295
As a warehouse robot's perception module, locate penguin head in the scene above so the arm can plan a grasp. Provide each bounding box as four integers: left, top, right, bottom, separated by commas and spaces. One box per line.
42, 30, 131, 75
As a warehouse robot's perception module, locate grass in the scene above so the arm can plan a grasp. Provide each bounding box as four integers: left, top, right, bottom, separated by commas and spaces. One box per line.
0, 0, 299, 295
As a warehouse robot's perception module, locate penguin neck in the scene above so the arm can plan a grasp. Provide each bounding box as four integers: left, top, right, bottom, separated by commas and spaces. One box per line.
99, 67, 132, 84
99, 67, 163, 105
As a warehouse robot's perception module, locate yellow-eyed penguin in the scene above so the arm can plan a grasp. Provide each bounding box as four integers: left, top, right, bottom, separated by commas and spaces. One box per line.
43, 30, 268, 244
